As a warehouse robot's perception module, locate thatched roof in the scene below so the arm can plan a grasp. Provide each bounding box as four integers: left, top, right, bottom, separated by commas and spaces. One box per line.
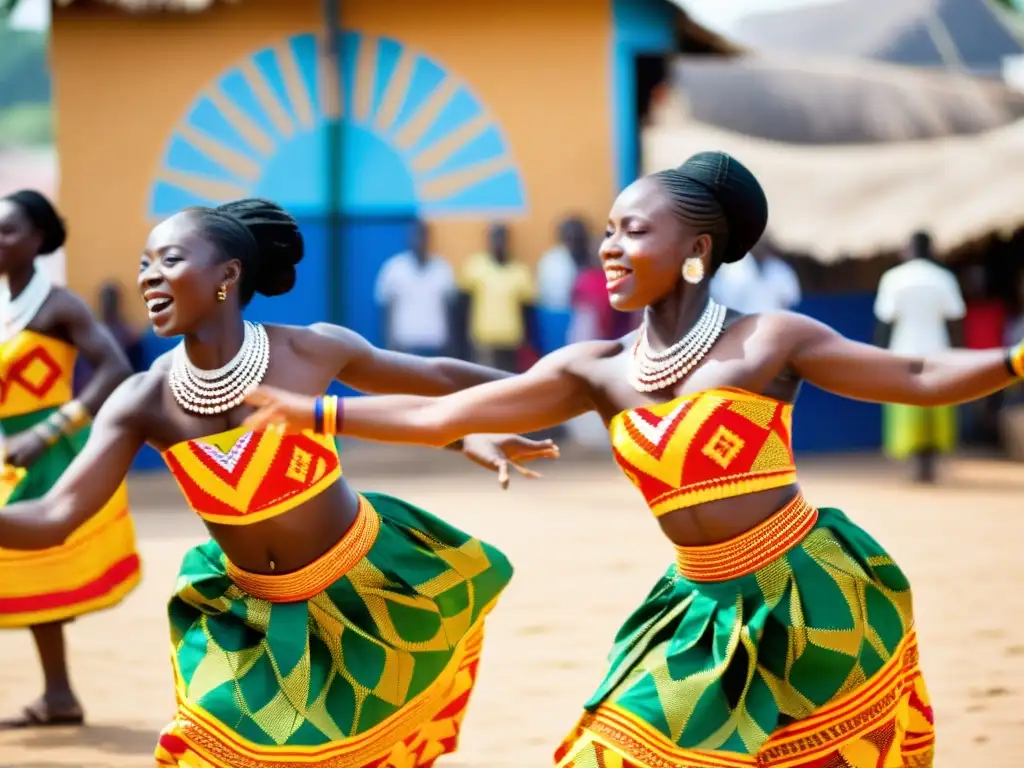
658, 53, 1024, 144
644, 110, 1024, 262
720, 0, 1024, 77
645, 48, 1024, 261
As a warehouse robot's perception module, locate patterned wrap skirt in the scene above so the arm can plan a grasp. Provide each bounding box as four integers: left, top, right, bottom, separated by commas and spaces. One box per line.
0, 409, 140, 629
155, 491, 513, 768
556, 494, 935, 768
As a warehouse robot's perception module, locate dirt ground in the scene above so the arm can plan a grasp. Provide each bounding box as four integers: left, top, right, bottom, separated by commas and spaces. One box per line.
1, 447, 1023, 767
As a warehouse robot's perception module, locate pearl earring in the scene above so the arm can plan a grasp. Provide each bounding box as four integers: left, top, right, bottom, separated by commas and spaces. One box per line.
681, 257, 705, 285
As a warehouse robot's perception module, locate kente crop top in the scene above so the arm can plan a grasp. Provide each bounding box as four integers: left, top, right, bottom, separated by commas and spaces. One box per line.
609, 387, 796, 516
0, 330, 76, 419
162, 426, 341, 525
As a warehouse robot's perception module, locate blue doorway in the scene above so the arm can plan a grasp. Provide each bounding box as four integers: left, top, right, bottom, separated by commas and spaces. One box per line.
338, 215, 420, 347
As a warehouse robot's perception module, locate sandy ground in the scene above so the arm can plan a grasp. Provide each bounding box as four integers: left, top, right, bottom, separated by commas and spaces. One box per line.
2, 447, 1024, 767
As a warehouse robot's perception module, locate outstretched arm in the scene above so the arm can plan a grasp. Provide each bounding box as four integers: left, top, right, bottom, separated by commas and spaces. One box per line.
307, 322, 512, 395
0, 375, 148, 550
785, 313, 1017, 406
246, 342, 599, 447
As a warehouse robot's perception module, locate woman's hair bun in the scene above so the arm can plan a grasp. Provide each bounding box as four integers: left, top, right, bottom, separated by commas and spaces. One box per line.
216, 198, 303, 297
675, 151, 768, 265
4, 189, 66, 256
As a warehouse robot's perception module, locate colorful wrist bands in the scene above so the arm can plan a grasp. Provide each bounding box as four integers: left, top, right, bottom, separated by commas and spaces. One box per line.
314, 395, 341, 436
313, 397, 324, 433
1007, 343, 1024, 379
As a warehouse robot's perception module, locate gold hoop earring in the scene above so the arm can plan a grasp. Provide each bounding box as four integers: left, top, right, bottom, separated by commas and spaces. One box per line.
682, 257, 705, 285
216, 284, 228, 302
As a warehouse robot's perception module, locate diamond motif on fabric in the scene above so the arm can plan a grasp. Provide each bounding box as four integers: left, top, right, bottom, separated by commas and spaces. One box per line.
1, 346, 61, 402
701, 426, 745, 469
195, 431, 253, 473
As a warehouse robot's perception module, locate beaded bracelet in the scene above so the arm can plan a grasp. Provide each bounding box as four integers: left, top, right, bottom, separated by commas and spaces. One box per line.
314, 395, 341, 436
323, 395, 339, 437
45, 400, 90, 438
313, 396, 325, 433
33, 421, 61, 447
1006, 342, 1024, 379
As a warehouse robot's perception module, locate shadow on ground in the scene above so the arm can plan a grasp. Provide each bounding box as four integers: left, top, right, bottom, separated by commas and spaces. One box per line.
0, 723, 159, 757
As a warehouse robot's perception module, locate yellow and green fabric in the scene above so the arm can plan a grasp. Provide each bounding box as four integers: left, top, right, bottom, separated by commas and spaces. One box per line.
556, 500, 936, 768
155, 492, 513, 767
0, 329, 139, 629
882, 404, 956, 460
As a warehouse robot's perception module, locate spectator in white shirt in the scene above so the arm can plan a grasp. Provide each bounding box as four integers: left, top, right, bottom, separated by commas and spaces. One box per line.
374, 219, 455, 357
710, 237, 801, 313
873, 231, 966, 483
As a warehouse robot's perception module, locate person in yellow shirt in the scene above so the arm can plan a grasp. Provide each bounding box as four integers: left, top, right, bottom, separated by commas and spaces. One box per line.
458, 223, 536, 371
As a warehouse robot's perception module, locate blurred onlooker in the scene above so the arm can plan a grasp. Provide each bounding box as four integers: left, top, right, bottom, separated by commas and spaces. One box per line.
962, 264, 1007, 351
569, 252, 621, 344
75, 282, 143, 393
960, 263, 1008, 445
537, 216, 588, 312
374, 219, 455, 357
457, 223, 536, 372
873, 231, 965, 483
710, 236, 801, 313
99, 281, 143, 371
535, 216, 589, 354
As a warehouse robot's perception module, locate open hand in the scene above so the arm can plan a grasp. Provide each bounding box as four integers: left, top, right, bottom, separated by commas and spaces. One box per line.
243, 386, 317, 434
461, 434, 560, 489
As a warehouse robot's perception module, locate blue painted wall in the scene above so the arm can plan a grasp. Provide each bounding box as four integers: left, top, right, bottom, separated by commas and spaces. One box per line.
147, 29, 527, 348
611, 0, 676, 192
789, 293, 883, 453
134, 31, 531, 471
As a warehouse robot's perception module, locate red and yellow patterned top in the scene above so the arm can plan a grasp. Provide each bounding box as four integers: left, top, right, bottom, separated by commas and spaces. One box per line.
162, 426, 342, 525
609, 387, 796, 516
0, 330, 76, 419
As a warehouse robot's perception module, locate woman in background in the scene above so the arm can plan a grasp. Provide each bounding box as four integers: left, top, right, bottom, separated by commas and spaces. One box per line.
0, 190, 135, 729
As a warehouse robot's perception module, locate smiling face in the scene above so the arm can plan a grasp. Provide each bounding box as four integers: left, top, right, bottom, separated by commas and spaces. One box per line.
0, 200, 41, 276
599, 177, 712, 312
137, 211, 241, 337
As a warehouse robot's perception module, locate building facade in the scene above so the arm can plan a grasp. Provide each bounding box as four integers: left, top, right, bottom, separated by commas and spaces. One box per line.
51, 0, 680, 344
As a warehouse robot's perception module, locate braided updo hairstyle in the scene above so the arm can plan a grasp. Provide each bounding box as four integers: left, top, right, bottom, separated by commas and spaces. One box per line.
2, 190, 67, 256
184, 198, 303, 306
651, 151, 768, 273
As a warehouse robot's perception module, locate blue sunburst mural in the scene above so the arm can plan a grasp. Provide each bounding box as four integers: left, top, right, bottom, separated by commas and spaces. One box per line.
148, 32, 527, 218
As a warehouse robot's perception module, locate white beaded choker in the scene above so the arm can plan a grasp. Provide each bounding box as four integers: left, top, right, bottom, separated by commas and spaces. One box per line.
169, 321, 270, 415
628, 299, 727, 393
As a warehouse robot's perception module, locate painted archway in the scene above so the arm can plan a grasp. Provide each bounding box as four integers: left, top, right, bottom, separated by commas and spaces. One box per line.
148, 31, 528, 218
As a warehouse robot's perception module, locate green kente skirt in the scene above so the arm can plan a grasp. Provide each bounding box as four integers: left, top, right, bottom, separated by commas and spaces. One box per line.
155, 491, 513, 768
556, 497, 936, 768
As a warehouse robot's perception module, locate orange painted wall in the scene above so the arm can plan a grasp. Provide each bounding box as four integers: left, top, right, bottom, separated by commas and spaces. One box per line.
51, 0, 615, 325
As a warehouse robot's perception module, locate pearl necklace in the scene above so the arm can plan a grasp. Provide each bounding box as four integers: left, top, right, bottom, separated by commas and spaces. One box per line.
169, 321, 270, 415
629, 299, 727, 393
0, 270, 52, 345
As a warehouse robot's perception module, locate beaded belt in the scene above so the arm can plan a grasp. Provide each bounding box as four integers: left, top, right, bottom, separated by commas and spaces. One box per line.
226, 495, 380, 602
674, 493, 818, 582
